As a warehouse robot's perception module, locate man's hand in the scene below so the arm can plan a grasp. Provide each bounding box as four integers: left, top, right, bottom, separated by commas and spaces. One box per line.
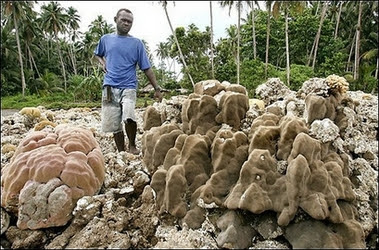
154, 87, 163, 102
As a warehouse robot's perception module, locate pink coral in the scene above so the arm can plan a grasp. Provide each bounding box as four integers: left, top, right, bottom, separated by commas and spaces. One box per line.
1, 124, 105, 229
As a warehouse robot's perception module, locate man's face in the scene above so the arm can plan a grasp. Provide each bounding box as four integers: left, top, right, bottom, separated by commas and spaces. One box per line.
115, 11, 133, 35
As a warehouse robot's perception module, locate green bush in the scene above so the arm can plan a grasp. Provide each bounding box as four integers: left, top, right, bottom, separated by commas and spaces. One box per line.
288, 64, 315, 90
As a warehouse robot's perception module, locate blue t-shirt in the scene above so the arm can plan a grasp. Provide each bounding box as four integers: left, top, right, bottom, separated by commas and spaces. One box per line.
94, 34, 151, 89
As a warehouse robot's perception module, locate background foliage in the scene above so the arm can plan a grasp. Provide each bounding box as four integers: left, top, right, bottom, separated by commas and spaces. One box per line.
1, 1, 378, 109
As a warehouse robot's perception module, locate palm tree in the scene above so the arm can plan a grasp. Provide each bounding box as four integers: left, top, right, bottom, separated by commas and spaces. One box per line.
66, 6, 81, 75
354, 0, 362, 80
220, 1, 245, 84
19, 5, 42, 79
40, 1, 69, 92
272, 1, 305, 86
249, 1, 259, 60
334, 1, 343, 39
156, 41, 169, 83
210, 1, 215, 79
307, 1, 328, 70
160, 1, 194, 88
264, 1, 273, 79
3, 1, 34, 97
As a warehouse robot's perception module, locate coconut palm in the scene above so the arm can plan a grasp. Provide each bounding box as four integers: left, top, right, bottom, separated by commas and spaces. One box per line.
354, 0, 362, 80
2, 1, 34, 97
247, 1, 260, 60
307, 1, 328, 70
264, 1, 273, 79
219, 1, 245, 84
210, 1, 215, 79
160, 1, 194, 88
66, 6, 81, 75
272, 1, 305, 86
40, 1, 69, 92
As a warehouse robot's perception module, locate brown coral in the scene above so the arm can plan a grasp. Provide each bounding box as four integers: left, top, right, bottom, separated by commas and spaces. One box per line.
181, 94, 219, 135
1, 124, 105, 229
194, 79, 225, 96
215, 91, 249, 130
143, 106, 163, 131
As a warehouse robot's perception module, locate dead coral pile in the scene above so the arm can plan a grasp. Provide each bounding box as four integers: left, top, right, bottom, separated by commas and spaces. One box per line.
143, 77, 377, 248
0, 76, 377, 249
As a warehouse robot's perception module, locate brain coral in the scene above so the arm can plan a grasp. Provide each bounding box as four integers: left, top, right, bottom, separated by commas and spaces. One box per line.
1, 124, 105, 230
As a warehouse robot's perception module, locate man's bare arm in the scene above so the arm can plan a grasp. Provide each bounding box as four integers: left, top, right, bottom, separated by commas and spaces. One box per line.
144, 68, 162, 101
95, 55, 107, 73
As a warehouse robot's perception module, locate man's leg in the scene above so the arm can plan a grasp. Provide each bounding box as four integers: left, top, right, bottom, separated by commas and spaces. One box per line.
113, 131, 125, 152
125, 119, 140, 154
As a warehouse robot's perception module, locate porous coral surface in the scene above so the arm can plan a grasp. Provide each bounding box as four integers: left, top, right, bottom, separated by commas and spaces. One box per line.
1, 77, 377, 249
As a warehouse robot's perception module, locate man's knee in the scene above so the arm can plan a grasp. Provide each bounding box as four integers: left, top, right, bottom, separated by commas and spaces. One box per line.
124, 118, 135, 124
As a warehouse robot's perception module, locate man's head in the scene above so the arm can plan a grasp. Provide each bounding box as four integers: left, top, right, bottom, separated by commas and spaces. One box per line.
114, 8, 133, 36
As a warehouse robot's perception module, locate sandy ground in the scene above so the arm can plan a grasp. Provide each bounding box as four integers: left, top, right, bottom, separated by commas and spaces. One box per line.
1, 109, 19, 117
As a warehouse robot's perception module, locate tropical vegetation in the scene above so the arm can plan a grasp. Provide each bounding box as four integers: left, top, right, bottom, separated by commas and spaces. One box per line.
1, 1, 378, 109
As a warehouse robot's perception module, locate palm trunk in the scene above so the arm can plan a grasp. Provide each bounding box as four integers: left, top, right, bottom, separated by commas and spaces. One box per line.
163, 2, 194, 87
69, 43, 78, 75
251, 1, 257, 60
210, 1, 215, 79
285, 8, 290, 86
264, 4, 271, 79
311, 2, 328, 70
334, 2, 343, 39
28, 45, 41, 78
354, 1, 362, 80
346, 32, 356, 72
14, 15, 26, 97
237, 2, 240, 85
56, 40, 67, 92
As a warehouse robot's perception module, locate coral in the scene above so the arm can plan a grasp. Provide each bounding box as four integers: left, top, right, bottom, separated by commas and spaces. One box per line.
224, 149, 283, 214
181, 94, 219, 135
256, 78, 295, 105
195, 128, 249, 207
304, 93, 341, 124
151, 134, 212, 224
249, 98, 265, 110
298, 77, 330, 98
282, 132, 356, 226
142, 106, 162, 131
326, 74, 349, 95
309, 118, 340, 143
19, 107, 41, 119
276, 116, 308, 160
1, 144, 17, 154
1, 124, 105, 229
34, 120, 57, 131
141, 123, 183, 174
216, 210, 256, 248
194, 79, 225, 96
215, 91, 249, 130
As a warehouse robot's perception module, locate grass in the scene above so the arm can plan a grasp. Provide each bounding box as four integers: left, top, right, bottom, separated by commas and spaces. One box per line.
1, 91, 178, 110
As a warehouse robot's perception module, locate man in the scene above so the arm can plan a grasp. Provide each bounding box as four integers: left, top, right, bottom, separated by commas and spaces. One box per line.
94, 8, 162, 154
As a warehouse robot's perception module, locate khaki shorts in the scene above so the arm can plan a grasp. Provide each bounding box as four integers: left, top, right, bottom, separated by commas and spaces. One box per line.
101, 86, 136, 133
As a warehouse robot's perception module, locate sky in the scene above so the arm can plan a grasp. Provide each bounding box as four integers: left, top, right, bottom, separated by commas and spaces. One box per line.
35, 1, 242, 65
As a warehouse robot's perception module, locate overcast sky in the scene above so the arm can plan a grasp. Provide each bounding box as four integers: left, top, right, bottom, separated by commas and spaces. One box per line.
35, 1, 242, 53
34, 1, 262, 77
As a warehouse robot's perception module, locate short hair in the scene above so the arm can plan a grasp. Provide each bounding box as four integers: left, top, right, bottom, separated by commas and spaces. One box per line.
116, 8, 133, 17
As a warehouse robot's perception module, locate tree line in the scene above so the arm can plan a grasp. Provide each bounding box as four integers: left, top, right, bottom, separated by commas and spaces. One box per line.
1, 1, 378, 103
